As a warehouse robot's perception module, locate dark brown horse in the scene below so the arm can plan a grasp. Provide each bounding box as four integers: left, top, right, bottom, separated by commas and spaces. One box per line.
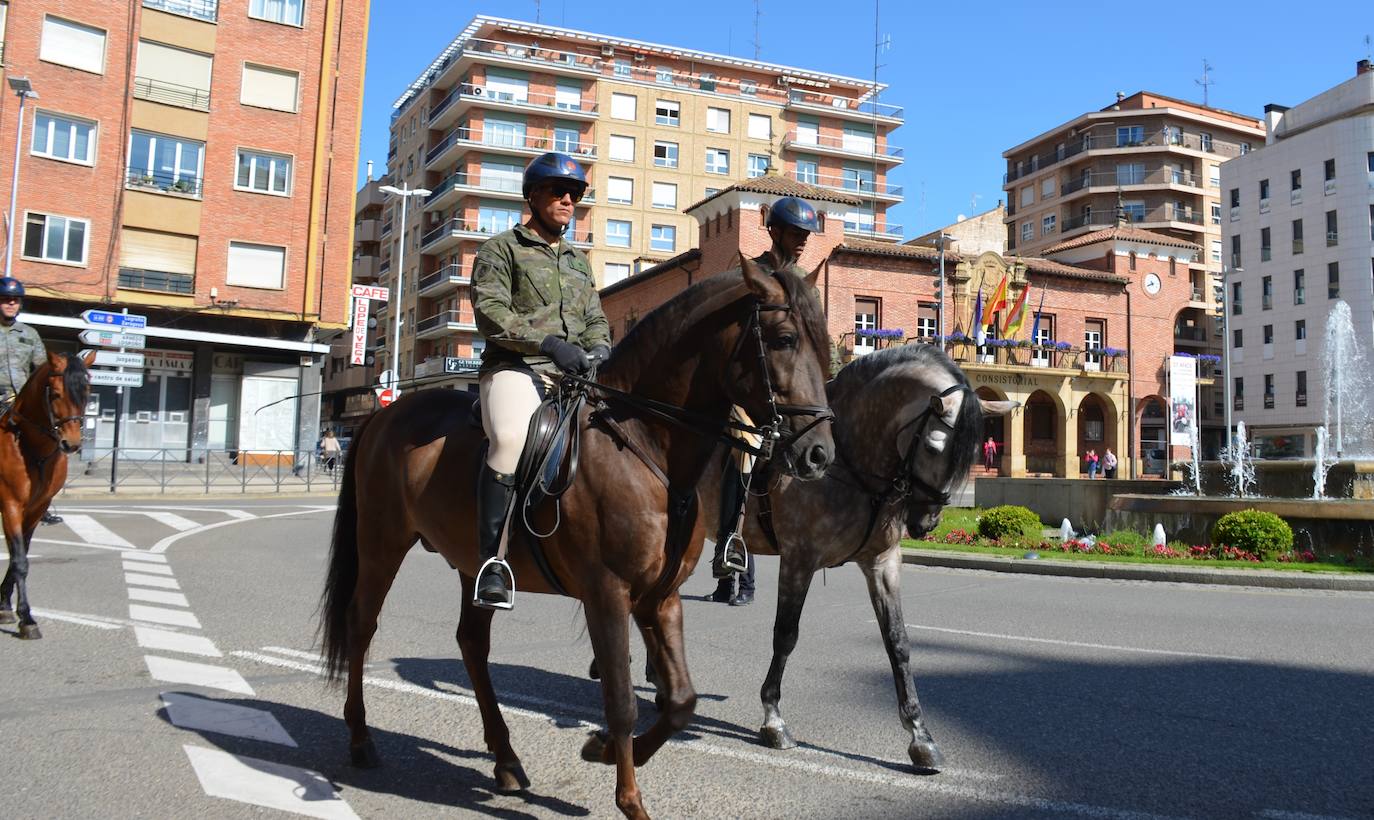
0, 351, 92, 640
320, 257, 834, 819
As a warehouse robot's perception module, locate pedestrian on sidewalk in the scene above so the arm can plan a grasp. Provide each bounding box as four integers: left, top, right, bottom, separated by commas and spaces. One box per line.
983, 436, 998, 470
1103, 447, 1118, 479
321, 430, 342, 472
1085, 448, 1099, 479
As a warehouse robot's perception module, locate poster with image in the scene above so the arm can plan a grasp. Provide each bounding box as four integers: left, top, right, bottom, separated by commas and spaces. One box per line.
1168, 355, 1197, 445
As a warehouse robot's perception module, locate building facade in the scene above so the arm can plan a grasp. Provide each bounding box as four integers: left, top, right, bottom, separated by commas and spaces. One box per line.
0, 0, 367, 460
1221, 60, 1374, 457
378, 14, 904, 388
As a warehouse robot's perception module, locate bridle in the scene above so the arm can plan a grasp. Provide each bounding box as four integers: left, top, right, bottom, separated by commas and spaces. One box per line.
5, 379, 85, 459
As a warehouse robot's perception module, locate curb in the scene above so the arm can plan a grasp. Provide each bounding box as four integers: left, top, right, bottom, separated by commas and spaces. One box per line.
901, 549, 1374, 592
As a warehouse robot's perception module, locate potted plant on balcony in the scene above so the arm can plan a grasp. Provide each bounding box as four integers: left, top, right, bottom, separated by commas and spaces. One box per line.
855, 327, 905, 349
1197, 353, 1221, 377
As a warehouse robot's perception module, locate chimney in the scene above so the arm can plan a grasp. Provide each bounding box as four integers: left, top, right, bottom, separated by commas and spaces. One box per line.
366, 159, 374, 181
1263, 103, 1289, 145
1359, 59, 1373, 76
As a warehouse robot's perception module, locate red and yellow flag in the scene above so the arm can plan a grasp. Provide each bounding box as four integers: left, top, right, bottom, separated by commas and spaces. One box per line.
1001, 285, 1031, 337
983, 273, 1009, 330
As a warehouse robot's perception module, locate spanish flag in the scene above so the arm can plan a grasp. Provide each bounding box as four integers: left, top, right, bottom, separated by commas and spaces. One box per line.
1001, 285, 1031, 337
984, 273, 1009, 332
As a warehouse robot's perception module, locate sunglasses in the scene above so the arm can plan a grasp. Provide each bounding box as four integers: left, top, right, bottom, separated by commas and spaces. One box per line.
543, 180, 584, 202
0, 297, 20, 304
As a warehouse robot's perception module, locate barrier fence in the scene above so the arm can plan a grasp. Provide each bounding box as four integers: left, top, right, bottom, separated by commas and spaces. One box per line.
61, 449, 345, 495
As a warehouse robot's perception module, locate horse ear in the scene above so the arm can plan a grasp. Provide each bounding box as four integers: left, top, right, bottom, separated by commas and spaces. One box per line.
979, 399, 1019, 417
804, 260, 823, 289
740, 252, 783, 302
46, 350, 64, 371
81, 349, 97, 367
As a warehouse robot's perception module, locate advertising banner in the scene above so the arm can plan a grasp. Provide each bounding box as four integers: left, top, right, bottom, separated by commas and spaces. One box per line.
1168, 355, 1197, 445
349, 297, 370, 365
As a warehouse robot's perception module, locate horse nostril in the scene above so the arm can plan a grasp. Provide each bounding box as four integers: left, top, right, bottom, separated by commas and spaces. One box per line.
805, 444, 829, 470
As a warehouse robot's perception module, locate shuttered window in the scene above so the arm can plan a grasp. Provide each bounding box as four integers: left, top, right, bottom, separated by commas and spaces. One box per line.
241, 64, 299, 112
40, 16, 106, 74
119, 229, 197, 275
136, 41, 212, 109
227, 241, 285, 289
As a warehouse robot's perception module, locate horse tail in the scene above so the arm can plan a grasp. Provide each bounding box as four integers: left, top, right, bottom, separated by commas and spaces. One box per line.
318, 413, 372, 683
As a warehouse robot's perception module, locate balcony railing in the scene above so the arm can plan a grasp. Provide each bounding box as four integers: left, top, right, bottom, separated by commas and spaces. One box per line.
1005, 129, 1253, 183
416, 310, 477, 336
125, 167, 204, 198
426, 170, 522, 204
795, 171, 903, 198
430, 82, 599, 124
460, 37, 606, 75
1061, 167, 1204, 194
785, 89, 904, 120
133, 76, 210, 112
843, 222, 903, 240
944, 342, 1129, 373
118, 267, 194, 295
782, 131, 904, 161
425, 126, 598, 166
142, 0, 218, 21
417, 264, 470, 294
1327, 231, 1339, 246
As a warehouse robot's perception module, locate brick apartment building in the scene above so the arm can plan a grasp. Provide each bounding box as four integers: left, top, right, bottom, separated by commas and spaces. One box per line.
0, 0, 366, 459
602, 177, 1207, 479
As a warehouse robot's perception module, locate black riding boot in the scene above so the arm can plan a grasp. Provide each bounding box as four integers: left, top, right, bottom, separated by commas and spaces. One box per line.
711, 464, 749, 578
475, 463, 515, 610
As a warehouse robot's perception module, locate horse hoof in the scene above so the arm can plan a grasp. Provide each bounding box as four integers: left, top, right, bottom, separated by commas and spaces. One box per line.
580, 730, 610, 764
350, 740, 381, 768
0, 610, 15, 625
909, 738, 945, 774
493, 761, 531, 792
17, 623, 42, 640
759, 724, 796, 750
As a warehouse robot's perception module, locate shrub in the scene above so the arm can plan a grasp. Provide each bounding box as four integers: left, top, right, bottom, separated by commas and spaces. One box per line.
1210, 510, 1294, 558
1100, 530, 1149, 551
978, 505, 1042, 541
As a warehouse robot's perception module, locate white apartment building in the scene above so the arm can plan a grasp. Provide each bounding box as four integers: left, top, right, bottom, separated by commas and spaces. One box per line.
1221, 60, 1374, 457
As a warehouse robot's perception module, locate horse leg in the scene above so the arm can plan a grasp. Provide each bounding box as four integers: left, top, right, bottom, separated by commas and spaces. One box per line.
628, 593, 697, 767
12, 526, 40, 639
0, 563, 15, 624
580, 591, 648, 820
455, 573, 529, 792
343, 544, 408, 767
758, 558, 815, 749
861, 546, 944, 773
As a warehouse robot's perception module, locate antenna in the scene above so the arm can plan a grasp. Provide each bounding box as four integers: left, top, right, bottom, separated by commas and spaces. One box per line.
970, 193, 981, 215
869, 0, 890, 232
753, 0, 762, 61
1366, 34, 1372, 61
1195, 58, 1214, 107
534, 0, 541, 23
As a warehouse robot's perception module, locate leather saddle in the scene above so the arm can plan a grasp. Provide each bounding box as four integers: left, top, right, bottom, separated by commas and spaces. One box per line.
469, 394, 579, 515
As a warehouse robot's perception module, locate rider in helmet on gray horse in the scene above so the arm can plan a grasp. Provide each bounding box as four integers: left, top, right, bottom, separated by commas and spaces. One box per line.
710, 195, 823, 606
0, 277, 62, 525
470, 152, 610, 611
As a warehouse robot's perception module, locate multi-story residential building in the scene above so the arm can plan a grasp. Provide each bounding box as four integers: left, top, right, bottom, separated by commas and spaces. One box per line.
380, 14, 904, 387
1221, 60, 1374, 457
1002, 91, 1264, 457
0, 1, 366, 460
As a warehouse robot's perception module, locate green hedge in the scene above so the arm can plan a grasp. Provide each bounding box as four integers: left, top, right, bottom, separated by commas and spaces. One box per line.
1210, 510, 1294, 558
977, 505, 1042, 541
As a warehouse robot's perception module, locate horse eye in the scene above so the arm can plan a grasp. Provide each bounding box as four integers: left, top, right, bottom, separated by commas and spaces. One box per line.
769, 334, 798, 351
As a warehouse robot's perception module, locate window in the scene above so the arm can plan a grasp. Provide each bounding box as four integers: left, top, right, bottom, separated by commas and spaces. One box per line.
747, 154, 769, 178
706, 107, 730, 134
553, 126, 580, 154
842, 124, 875, 154
227, 241, 285, 289
1115, 162, 1145, 186
610, 93, 637, 120
843, 165, 874, 193
1129, 252, 1137, 271
1211, 240, 1222, 263
118, 228, 197, 292
1325, 158, 1336, 181
606, 176, 633, 205
1297, 371, 1308, 407
1211, 203, 1221, 225
603, 263, 631, 286
136, 41, 212, 110
1231, 234, 1241, 268
1264, 374, 1275, 408
1041, 177, 1054, 198
608, 134, 635, 162
1121, 201, 1145, 222
1293, 269, 1305, 305
655, 66, 672, 84
1210, 164, 1221, 187
1263, 324, 1274, 344
613, 60, 630, 78
1021, 222, 1033, 243
795, 117, 818, 145
740, 79, 757, 95
477, 205, 521, 234
1234, 377, 1244, 410
40, 16, 106, 74
1259, 178, 1270, 202
1031, 313, 1054, 366
916, 303, 938, 341
1020, 186, 1034, 207
1292, 218, 1304, 254
249, 0, 303, 26
650, 224, 675, 252
127, 129, 205, 196
854, 298, 878, 355
1233, 328, 1243, 348
1200, 132, 1213, 152
605, 219, 631, 248
1115, 126, 1143, 146
1328, 261, 1340, 298
698, 72, 716, 92
236, 149, 291, 195
241, 63, 300, 112
651, 182, 677, 210
22, 213, 88, 265
655, 99, 680, 127
555, 81, 582, 111
31, 111, 95, 164
1229, 188, 1240, 208
747, 114, 771, 140
1296, 319, 1306, 340
703, 187, 720, 198
1083, 319, 1105, 370
1326, 210, 1338, 245
1041, 214, 1056, 236
705, 148, 729, 175
796, 159, 818, 184
1291, 169, 1302, 191
1232, 281, 1242, 315
1260, 227, 1271, 261
653, 140, 678, 168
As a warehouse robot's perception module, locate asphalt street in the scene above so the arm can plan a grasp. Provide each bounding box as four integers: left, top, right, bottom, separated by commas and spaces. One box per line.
2, 496, 1372, 819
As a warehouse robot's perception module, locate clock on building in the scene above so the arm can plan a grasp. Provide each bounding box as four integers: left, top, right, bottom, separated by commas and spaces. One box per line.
1143, 272, 1162, 295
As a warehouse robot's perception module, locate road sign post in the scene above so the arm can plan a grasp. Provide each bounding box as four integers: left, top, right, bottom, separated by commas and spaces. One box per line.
88, 308, 151, 492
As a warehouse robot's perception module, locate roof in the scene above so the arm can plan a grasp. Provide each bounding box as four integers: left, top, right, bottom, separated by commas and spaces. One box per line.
1016, 256, 1129, 285
833, 239, 959, 262
1041, 226, 1202, 255
598, 249, 702, 298
834, 241, 1127, 285
685, 174, 864, 213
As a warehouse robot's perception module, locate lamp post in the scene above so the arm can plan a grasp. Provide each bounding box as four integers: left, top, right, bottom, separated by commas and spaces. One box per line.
5, 77, 37, 279
377, 183, 430, 398
935, 232, 954, 348
1220, 264, 1242, 454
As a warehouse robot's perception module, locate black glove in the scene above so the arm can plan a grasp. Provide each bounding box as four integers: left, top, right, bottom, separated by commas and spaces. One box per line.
588, 344, 611, 365
540, 335, 590, 375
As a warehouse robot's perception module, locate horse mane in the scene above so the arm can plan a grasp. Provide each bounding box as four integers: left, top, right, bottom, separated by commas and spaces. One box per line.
62, 353, 91, 408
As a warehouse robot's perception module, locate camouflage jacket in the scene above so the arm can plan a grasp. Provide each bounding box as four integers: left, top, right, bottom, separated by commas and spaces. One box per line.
472, 222, 610, 374
0, 320, 45, 404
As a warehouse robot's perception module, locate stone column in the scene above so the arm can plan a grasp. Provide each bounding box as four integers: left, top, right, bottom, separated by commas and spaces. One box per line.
1059, 385, 1079, 478
1004, 400, 1027, 476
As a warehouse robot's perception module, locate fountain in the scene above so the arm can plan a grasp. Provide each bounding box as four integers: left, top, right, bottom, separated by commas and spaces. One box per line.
1323, 301, 1374, 458
1059, 519, 1074, 542
1312, 426, 1331, 499
1226, 421, 1256, 498
1152, 523, 1167, 548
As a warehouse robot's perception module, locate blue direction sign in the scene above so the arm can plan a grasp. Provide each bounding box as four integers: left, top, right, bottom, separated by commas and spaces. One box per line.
82, 309, 147, 329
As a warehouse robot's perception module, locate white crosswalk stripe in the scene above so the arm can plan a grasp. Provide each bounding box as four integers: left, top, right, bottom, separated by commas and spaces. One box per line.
162, 694, 295, 746
124, 561, 174, 576
130, 604, 201, 629
128, 588, 190, 607
144, 656, 254, 695
60, 514, 135, 549
122, 551, 168, 563
125, 572, 181, 590
183, 746, 357, 820
134, 626, 221, 658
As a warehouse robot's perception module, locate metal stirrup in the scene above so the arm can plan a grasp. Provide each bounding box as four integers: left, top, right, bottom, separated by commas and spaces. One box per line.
721, 531, 749, 574
473, 557, 515, 611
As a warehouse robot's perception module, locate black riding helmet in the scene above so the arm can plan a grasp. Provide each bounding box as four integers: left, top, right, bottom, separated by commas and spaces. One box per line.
0, 277, 25, 299
522, 151, 588, 200
766, 196, 822, 234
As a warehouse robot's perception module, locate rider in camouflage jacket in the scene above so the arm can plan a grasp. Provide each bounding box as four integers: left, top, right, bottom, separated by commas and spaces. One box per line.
0, 277, 46, 409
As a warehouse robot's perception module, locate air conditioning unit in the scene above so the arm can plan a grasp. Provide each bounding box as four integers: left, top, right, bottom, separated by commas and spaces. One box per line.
469, 85, 485, 96
633, 53, 646, 62
601, 46, 614, 57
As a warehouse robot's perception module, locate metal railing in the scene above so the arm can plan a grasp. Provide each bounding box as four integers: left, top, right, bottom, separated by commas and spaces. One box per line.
1006, 129, 1252, 183
133, 76, 211, 111
796, 171, 903, 197
785, 89, 904, 119
843, 222, 903, 239
63, 449, 346, 495
426, 170, 523, 204
143, 0, 218, 21
418, 264, 470, 292
460, 37, 606, 75
431, 82, 599, 123
426, 126, 597, 165
1062, 167, 1204, 193
125, 167, 204, 198
118, 267, 194, 295
416, 310, 476, 334
782, 130, 903, 160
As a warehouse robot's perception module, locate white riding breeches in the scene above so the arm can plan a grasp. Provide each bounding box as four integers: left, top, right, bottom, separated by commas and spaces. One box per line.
479, 369, 555, 475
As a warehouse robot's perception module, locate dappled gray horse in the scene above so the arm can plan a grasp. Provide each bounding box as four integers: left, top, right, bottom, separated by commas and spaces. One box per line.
702, 344, 1015, 771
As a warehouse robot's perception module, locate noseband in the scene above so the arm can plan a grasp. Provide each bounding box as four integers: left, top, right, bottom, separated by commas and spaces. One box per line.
730, 299, 834, 462
891, 383, 970, 506
7, 383, 84, 445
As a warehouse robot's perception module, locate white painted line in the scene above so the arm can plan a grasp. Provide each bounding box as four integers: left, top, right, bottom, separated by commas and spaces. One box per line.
66, 505, 256, 520
125, 572, 180, 590
127, 588, 190, 607
145, 656, 254, 695
121, 551, 168, 563
906, 624, 1253, 662
135, 626, 221, 658
31, 537, 133, 553
151, 508, 329, 554
0, 553, 40, 562
30, 609, 122, 630
183, 745, 358, 820
130, 604, 201, 629
235, 650, 1163, 818
162, 693, 296, 747
62, 514, 136, 549
142, 511, 200, 532
123, 561, 173, 576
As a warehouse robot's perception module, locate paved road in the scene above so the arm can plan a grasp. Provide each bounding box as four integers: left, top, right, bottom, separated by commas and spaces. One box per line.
3, 498, 1372, 819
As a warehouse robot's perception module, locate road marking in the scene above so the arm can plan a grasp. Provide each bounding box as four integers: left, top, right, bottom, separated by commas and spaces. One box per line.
62, 514, 136, 549
125, 572, 181, 590
183, 745, 358, 820
1256, 811, 1358, 820
130, 604, 202, 629
151, 509, 318, 554
122, 551, 168, 563
30, 609, 122, 630
905, 623, 1253, 662
145, 656, 254, 695
123, 561, 174, 575
31, 537, 133, 553
142, 511, 201, 531
135, 626, 221, 657
235, 649, 1171, 819
128, 588, 190, 607
161, 693, 296, 747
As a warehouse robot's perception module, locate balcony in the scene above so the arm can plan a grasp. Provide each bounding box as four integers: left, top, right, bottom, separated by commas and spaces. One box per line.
143, 0, 218, 21
417, 264, 470, 297
421, 217, 500, 255
416, 310, 478, 340
784, 90, 903, 124
1005, 130, 1253, 184
351, 255, 380, 282
428, 37, 607, 95
1264, 393, 1276, 410
424, 170, 523, 211
567, 228, 594, 248
1173, 326, 1211, 345
118, 267, 194, 295
843, 222, 903, 242
946, 342, 1129, 376
1059, 167, 1206, 199
133, 76, 210, 112
125, 167, 203, 199
781, 131, 903, 165
354, 218, 381, 243
1327, 230, 1339, 247
795, 172, 903, 202
381, 220, 393, 237
430, 82, 598, 131
425, 126, 597, 169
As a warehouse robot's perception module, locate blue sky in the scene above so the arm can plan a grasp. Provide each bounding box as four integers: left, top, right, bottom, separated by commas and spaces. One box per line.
356, 0, 1373, 237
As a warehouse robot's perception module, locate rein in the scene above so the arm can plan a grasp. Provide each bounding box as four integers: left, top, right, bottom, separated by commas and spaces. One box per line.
3, 380, 83, 484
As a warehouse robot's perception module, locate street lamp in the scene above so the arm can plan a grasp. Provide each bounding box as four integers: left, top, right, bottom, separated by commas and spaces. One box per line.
1221, 264, 1243, 453
5, 77, 37, 279
377, 182, 430, 398
935, 232, 955, 348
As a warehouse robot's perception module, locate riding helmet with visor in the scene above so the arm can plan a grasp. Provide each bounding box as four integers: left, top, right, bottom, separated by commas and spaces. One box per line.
766, 196, 822, 234
522, 152, 588, 200
0, 277, 25, 300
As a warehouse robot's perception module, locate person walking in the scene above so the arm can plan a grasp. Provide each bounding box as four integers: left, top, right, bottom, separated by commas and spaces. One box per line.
0, 277, 61, 525
470, 152, 610, 611
983, 436, 998, 470
1103, 447, 1118, 479
320, 430, 342, 472
1084, 448, 1099, 479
